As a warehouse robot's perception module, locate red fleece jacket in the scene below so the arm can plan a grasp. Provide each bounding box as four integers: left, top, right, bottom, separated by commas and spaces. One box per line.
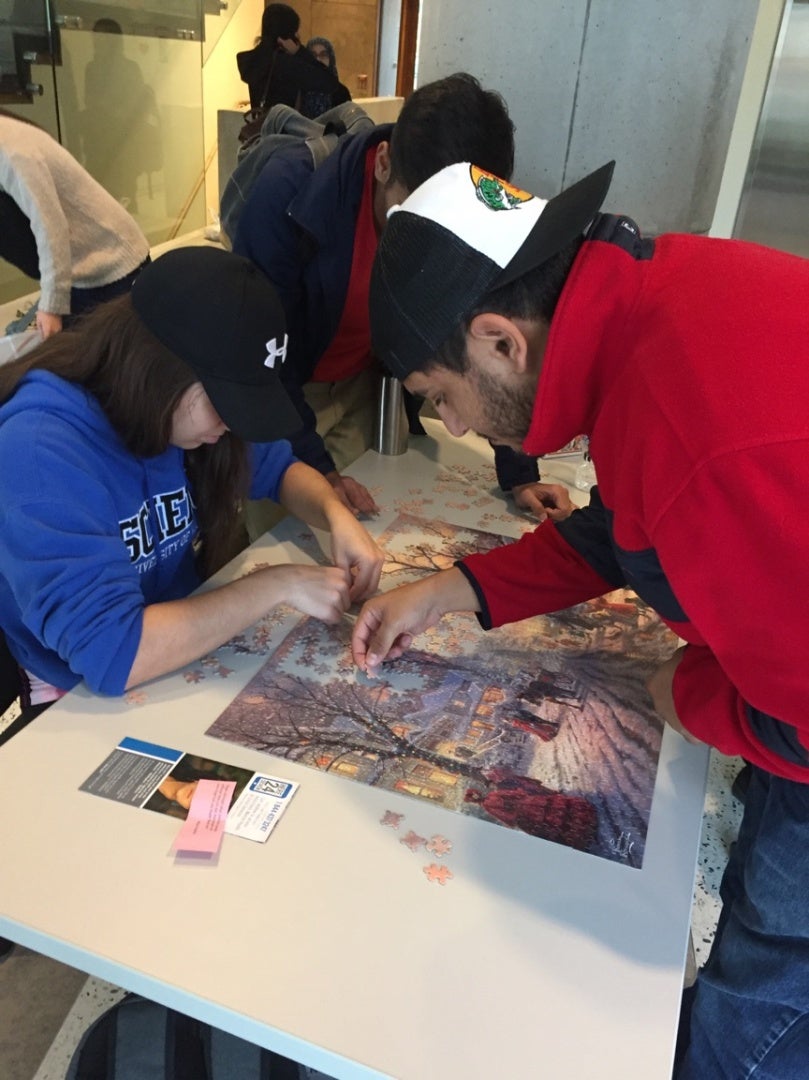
461, 219, 809, 780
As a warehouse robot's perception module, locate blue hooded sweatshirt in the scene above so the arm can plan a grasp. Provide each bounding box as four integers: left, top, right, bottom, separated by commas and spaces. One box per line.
0, 371, 296, 695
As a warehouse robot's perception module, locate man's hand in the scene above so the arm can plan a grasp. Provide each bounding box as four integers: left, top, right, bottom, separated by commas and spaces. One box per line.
351, 568, 479, 673
36, 311, 62, 339
276, 35, 300, 54
646, 646, 701, 744
512, 481, 574, 522
326, 471, 380, 517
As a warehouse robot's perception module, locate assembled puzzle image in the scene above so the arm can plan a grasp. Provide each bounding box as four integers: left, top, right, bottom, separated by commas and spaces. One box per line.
205, 512, 678, 868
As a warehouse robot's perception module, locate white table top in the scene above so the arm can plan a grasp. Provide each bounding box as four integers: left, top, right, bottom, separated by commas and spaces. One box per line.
0, 421, 708, 1079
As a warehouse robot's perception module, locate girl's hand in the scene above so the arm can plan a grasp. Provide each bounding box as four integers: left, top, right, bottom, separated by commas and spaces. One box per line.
272, 564, 351, 622
326, 506, 384, 602
36, 311, 63, 339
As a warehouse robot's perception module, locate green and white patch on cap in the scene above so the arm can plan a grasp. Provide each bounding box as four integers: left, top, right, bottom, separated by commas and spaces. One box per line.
387, 163, 547, 273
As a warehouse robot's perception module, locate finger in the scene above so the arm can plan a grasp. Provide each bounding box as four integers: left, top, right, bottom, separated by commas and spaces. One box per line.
516, 490, 548, 521
348, 563, 373, 603
353, 606, 400, 671
384, 633, 413, 662
345, 481, 379, 515
351, 606, 379, 668
320, 588, 351, 623
347, 553, 384, 602
336, 486, 361, 517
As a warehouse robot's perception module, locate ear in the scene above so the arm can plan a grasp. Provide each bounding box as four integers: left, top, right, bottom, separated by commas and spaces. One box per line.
374, 141, 392, 185
468, 313, 530, 374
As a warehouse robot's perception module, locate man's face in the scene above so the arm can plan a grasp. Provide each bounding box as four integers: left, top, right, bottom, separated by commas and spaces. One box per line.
403, 333, 537, 450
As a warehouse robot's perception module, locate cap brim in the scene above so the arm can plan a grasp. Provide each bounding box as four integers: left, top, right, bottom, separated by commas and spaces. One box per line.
495, 160, 615, 287
202, 371, 303, 444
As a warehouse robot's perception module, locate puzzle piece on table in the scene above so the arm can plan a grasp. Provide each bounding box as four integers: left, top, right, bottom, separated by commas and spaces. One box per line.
425, 835, 452, 858
423, 863, 453, 886
400, 830, 427, 852
380, 810, 404, 829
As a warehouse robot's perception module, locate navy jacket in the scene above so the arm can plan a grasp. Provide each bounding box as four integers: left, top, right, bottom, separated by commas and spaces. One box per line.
234, 125, 392, 475
234, 123, 541, 489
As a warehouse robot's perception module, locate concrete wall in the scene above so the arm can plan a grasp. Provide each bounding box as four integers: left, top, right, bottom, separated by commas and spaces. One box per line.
416, 0, 764, 235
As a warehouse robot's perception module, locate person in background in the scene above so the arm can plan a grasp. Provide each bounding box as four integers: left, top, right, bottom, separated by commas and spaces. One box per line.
233, 72, 573, 530
0, 246, 382, 728
300, 36, 351, 119
0, 107, 150, 339
351, 159, 809, 1079
237, 3, 344, 114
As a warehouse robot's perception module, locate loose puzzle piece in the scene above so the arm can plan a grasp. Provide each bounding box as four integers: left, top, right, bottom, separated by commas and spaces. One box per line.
400, 830, 427, 852
380, 810, 404, 829
426, 835, 452, 858
423, 863, 454, 886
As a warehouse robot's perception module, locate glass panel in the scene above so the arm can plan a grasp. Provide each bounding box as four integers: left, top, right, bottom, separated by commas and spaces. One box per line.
203, 0, 240, 64
0, 0, 58, 102
0, 4, 206, 312
0, 0, 61, 306
56, 23, 206, 243
55, 0, 202, 43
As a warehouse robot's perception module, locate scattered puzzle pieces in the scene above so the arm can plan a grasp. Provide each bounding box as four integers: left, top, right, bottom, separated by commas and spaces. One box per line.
426, 835, 452, 857
400, 830, 427, 852
380, 810, 404, 829
423, 863, 453, 886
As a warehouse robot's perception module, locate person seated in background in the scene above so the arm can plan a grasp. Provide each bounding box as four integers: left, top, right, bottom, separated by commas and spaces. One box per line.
0, 107, 150, 339
300, 36, 351, 119
237, 3, 345, 114
0, 247, 382, 729
232, 71, 573, 531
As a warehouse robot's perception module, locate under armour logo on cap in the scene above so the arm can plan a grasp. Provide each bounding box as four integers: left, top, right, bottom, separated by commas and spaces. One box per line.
264, 334, 288, 369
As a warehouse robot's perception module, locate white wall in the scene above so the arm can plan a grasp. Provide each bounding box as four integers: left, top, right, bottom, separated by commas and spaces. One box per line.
415, 0, 767, 235
202, 0, 264, 216
710, 0, 786, 237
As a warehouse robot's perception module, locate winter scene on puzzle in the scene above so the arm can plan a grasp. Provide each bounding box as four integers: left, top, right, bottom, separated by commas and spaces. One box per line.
204, 513, 678, 867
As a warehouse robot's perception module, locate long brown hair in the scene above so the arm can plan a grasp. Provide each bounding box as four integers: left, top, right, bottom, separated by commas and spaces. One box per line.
0, 295, 249, 576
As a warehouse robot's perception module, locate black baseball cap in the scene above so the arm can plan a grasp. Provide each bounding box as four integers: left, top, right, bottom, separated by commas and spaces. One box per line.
370, 160, 615, 379
131, 246, 302, 443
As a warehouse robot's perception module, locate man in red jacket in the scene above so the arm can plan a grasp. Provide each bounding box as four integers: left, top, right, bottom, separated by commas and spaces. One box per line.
351, 160, 809, 1078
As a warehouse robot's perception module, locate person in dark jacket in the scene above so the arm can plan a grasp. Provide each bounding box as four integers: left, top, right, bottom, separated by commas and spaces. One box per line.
300, 36, 351, 120
233, 72, 573, 530
237, 4, 344, 113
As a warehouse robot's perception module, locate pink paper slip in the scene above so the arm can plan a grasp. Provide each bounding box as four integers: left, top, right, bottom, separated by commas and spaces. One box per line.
172, 779, 236, 856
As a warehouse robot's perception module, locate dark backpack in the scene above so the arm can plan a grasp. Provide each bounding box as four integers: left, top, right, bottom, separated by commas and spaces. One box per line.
219, 100, 374, 246
66, 993, 304, 1080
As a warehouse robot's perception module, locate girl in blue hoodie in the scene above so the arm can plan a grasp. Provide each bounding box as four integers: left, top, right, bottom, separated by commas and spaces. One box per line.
0, 246, 382, 719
